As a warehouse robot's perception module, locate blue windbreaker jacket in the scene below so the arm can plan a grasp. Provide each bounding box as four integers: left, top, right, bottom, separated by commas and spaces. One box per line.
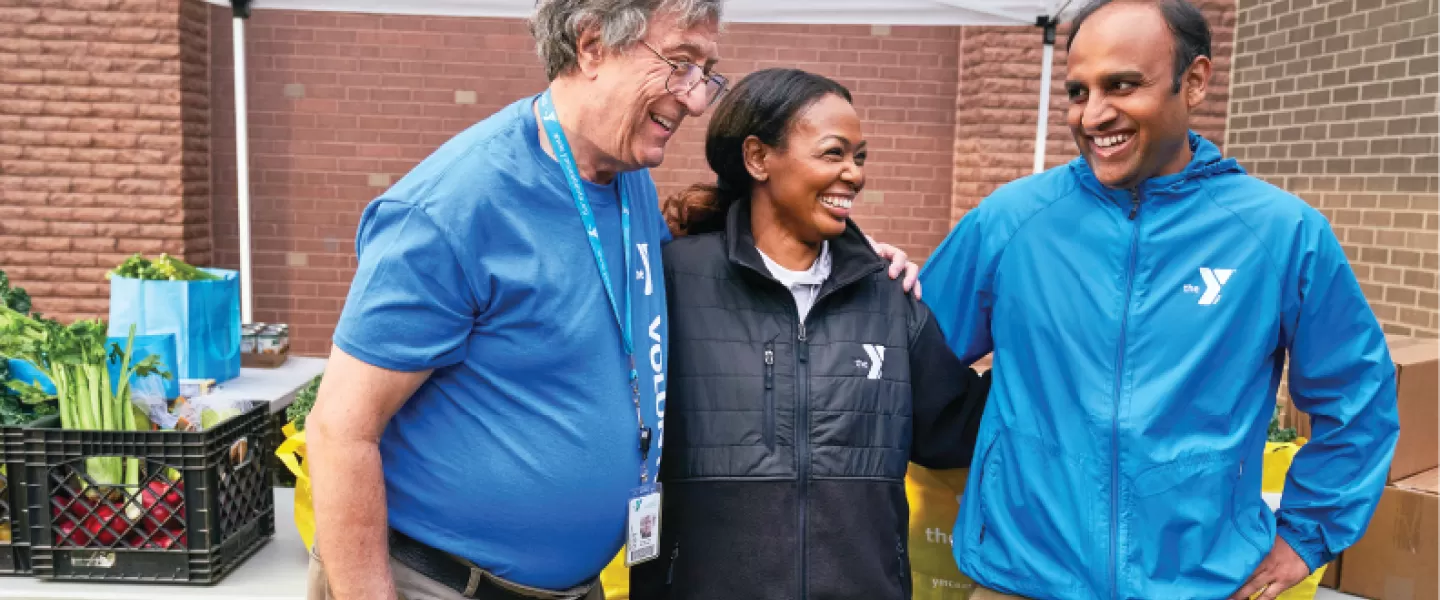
919, 132, 1401, 600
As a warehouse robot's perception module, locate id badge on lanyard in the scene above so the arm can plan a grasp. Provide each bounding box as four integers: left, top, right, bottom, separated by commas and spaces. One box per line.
538, 91, 662, 566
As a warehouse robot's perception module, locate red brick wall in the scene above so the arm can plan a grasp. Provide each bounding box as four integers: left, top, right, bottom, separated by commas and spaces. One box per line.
180, 0, 213, 270
951, 0, 1236, 224
207, 8, 961, 356
0, 0, 211, 323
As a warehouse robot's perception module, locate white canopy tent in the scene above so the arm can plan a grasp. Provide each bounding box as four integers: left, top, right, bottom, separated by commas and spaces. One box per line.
214, 0, 1076, 323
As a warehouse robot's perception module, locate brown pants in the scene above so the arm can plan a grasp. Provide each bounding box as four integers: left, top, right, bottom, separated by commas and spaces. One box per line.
306, 546, 604, 600
970, 586, 1030, 600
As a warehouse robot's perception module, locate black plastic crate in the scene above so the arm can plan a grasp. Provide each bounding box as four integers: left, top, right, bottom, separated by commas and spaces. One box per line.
21, 402, 274, 584
0, 423, 31, 576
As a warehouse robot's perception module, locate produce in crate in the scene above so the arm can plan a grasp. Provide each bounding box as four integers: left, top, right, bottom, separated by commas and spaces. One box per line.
0, 358, 57, 427
107, 253, 219, 282
1, 270, 47, 548
0, 307, 168, 489
48, 471, 188, 550
0, 305, 192, 550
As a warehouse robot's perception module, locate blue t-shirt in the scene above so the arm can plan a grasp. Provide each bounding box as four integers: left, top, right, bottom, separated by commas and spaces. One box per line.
332, 94, 671, 589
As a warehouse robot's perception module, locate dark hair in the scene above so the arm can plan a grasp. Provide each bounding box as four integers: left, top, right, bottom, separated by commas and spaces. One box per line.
1066, 0, 1211, 93
663, 68, 853, 237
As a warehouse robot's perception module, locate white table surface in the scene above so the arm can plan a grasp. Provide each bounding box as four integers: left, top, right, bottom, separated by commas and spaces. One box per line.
0, 489, 308, 599
205, 356, 328, 414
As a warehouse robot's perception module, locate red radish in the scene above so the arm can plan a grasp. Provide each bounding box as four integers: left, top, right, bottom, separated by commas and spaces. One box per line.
83, 504, 131, 547
52, 485, 90, 521
165, 481, 183, 507
54, 515, 87, 547
123, 529, 146, 549
139, 481, 185, 531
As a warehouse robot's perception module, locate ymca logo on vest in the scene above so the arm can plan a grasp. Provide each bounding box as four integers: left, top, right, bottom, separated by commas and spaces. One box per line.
856, 344, 886, 379
1183, 267, 1236, 305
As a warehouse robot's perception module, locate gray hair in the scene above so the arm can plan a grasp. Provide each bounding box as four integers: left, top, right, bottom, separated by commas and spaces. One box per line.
530, 0, 723, 81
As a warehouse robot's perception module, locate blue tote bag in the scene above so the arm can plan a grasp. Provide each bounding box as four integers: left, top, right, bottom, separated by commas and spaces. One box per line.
107, 268, 241, 383
105, 333, 182, 399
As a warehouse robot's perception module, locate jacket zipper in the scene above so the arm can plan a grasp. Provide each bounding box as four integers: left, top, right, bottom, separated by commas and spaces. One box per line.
1110, 190, 1142, 600
796, 319, 810, 600
788, 263, 877, 599
738, 255, 880, 600
764, 343, 775, 450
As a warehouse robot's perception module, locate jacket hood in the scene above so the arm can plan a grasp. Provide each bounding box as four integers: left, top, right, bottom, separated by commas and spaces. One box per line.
722, 197, 886, 293
1070, 131, 1245, 206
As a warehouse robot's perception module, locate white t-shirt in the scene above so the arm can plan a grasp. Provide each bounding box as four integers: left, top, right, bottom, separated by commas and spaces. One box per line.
756, 241, 832, 322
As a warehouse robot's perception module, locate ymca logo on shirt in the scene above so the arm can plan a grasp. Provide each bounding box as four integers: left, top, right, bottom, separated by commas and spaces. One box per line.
636, 243, 654, 295
1183, 267, 1236, 305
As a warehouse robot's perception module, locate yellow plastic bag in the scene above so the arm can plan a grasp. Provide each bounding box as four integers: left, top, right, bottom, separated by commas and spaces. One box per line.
1269, 564, 1327, 600
1262, 439, 1305, 494
275, 421, 316, 552
598, 552, 630, 599
1258, 438, 1327, 600
906, 464, 975, 599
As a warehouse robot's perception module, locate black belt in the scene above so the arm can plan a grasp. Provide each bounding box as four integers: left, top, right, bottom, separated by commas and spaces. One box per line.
388, 528, 598, 600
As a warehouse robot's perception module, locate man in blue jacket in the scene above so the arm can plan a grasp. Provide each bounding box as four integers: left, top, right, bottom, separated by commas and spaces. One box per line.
919, 1, 1401, 599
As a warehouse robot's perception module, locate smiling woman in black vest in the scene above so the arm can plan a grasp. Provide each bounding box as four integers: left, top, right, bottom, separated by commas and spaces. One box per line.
629, 68, 992, 600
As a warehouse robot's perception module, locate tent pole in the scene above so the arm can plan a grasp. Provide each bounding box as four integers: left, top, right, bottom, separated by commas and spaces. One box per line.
231, 0, 254, 324
1034, 16, 1057, 174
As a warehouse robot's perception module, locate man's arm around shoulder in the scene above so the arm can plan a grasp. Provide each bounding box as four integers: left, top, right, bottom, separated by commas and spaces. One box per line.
307, 346, 431, 600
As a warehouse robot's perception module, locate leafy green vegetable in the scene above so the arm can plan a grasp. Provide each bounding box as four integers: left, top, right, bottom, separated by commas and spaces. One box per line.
0, 269, 51, 426
108, 253, 219, 282
0, 358, 58, 426
287, 374, 321, 431
1268, 405, 1298, 443
0, 270, 31, 315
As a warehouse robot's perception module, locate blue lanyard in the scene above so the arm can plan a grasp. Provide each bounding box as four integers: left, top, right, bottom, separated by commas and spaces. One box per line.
538, 90, 653, 482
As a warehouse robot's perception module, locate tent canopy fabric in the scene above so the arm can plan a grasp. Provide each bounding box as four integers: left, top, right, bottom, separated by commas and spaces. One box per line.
204, 0, 1076, 26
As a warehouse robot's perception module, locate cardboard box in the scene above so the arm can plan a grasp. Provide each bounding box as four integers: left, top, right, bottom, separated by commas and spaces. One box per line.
1318, 555, 1339, 589
1339, 468, 1438, 600
1388, 338, 1439, 483
1290, 336, 1437, 483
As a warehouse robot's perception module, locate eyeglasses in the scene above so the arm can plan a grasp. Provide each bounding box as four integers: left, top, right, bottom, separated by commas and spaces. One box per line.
641, 41, 728, 108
